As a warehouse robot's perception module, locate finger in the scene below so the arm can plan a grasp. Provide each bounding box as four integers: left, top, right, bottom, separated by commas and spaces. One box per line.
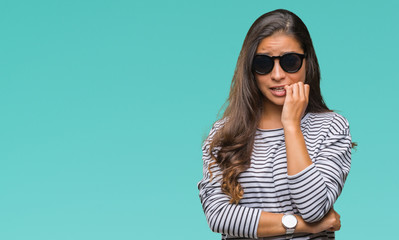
292, 83, 299, 99
297, 82, 305, 100
284, 85, 292, 100
332, 222, 341, 231
330, 226, 340, 232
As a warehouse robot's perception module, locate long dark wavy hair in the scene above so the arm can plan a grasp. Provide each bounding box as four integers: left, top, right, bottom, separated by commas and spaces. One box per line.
208, 9, 330, 204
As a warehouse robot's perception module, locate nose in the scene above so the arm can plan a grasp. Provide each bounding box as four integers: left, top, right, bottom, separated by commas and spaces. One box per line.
270, 59, 286, 81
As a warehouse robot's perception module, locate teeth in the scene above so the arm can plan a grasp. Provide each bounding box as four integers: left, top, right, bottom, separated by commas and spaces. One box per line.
272, 87, 285, 90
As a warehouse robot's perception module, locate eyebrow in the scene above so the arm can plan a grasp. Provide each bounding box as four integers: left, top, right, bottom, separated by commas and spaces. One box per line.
256, 51, 303, 56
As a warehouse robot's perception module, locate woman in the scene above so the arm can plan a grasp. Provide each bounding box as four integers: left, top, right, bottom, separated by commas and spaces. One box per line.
197, 9, 352, 240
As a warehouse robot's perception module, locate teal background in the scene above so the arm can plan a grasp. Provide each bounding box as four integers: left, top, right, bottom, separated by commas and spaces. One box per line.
1, 0, 398, 239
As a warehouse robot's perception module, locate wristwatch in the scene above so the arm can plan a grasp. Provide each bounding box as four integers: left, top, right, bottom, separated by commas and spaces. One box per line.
282, 214, 298, 236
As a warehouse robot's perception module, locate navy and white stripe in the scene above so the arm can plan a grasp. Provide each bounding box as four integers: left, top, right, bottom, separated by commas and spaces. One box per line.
197, 112, 352, 239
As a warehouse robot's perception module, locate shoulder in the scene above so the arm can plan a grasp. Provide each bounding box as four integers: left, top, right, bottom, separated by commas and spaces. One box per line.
305, 112, 350, 135
212, 118, 228, 130
207, 117, 229, 137
202, 117, 228, 151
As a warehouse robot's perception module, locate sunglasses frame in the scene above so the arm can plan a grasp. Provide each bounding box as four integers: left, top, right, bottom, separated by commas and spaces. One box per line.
252, 52, 306, 75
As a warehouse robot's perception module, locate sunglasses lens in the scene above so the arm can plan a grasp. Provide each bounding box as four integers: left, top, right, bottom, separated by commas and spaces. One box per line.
253, 55, 274, 74
280, 54, 303, 73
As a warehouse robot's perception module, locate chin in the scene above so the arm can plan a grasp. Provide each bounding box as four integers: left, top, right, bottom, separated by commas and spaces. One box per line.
263, 94, 286, 106
269, 97, 285, 106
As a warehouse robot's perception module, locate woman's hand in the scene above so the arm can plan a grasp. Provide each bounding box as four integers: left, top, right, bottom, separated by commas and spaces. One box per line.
281, 82, 310, 129
301, 208, 341, 234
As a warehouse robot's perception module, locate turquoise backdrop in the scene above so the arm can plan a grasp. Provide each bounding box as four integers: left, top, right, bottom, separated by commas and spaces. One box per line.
1, 0, 398, 239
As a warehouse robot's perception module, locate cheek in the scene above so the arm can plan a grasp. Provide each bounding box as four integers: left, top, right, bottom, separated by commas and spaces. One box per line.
290, 72, 305, 84
295, 64, 306, 83
254, 75, 261, 87
299, 73, 306, 83
255, 76, 268, 91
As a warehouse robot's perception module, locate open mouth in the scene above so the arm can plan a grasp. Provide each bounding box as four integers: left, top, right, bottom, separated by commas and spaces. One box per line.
270, 87, 285, 91
270, 86, 286, 97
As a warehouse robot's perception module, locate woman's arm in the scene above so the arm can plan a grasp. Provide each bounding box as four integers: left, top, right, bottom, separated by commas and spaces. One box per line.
198, 120, 342, 238
198, 132, 261, 238
198, 156, 341, 238
282, 82, 352, 222
282, 82, 313, 176
257, 208, 341, 237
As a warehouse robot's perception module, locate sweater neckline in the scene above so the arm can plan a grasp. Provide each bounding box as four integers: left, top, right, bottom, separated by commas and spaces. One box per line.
256, 113, 310, 133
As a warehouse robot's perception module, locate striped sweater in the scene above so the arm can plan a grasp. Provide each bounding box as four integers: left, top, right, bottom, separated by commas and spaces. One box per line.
197, 112, 352, 239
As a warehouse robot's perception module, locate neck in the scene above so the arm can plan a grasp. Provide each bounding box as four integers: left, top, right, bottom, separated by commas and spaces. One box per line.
258, 100, 284, 130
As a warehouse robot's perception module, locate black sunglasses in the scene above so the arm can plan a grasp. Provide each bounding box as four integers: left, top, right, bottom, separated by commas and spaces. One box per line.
252, 53, 305, 75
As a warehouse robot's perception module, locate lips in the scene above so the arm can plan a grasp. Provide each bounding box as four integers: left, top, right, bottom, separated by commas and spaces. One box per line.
270, 86, 286, 97
271, 86, 285, 91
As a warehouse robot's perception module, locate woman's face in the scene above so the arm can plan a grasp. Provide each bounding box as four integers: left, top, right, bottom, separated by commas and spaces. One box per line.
254, 32, 306, 106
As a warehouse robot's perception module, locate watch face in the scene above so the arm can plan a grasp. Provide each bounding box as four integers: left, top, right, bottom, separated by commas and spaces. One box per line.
282, 215, 297, 228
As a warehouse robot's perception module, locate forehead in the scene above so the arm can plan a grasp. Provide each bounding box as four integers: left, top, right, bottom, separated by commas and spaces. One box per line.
256, 33, 303, 55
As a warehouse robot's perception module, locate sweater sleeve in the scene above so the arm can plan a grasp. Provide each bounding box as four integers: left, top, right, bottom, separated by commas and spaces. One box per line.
197, 121, 262, 239
287, 114, 352, 222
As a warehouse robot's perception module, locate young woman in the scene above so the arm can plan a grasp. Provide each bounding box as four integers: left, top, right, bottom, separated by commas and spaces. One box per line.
197, 9, 352, 239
